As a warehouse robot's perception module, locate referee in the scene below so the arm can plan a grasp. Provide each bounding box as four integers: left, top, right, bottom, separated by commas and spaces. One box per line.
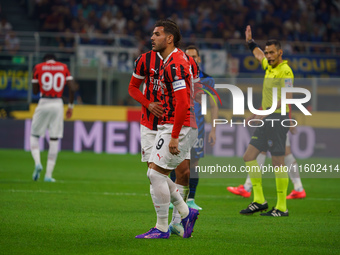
239, 25, 294, 217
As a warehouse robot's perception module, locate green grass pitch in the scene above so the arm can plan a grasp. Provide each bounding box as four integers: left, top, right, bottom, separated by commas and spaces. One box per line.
1, 149, 339, 255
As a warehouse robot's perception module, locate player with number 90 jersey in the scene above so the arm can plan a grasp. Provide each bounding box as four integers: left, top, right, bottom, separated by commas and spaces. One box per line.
32, 60, 73, 98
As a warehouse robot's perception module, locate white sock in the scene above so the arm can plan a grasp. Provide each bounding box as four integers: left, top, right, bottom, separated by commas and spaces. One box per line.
148, 169, 157, 203
285, 154, 303, 191
256, 153, 266, 170
171, 184, 189, 224
244, 174, 252, 192
147, 168, 170, 232
167, 177, 189, 219
30, 136, 41, 167
150, 184, 156, 203
45, 140, 59, 179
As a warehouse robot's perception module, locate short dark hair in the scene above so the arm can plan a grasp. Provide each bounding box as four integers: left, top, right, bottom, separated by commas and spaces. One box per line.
185, 45, 200, 56
266, 39, 281, 50
43, 54, 56, 61
154, 19, 181, 48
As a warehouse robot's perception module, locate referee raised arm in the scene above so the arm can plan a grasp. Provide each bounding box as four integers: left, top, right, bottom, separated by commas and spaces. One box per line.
240, 25, 294, 217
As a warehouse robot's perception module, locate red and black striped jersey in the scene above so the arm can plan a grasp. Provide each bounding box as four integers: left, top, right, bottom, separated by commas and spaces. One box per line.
159, 48, 197, 128
133, 51, 162, 130
133, 50, 199, 130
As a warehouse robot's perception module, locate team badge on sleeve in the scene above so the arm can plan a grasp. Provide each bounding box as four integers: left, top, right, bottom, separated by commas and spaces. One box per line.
284, 78, 293, 87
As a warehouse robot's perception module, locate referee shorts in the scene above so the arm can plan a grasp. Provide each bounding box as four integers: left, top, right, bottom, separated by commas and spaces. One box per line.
249, 113, 289, 156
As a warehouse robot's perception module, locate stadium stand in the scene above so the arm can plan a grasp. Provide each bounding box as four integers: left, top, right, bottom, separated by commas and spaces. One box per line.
2, 0, 339, 53
0, 0, 339, 109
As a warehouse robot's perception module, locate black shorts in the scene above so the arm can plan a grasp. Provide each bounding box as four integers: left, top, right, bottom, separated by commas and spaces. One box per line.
249, 113, 289, 156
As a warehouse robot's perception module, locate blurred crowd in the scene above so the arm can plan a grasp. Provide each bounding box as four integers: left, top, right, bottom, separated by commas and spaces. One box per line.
30, 0, 340, 51
1, 0, 339, 54
0, 16, 20, 54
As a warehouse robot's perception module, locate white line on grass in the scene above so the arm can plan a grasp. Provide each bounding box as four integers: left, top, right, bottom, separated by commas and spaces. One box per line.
1, 189, 148, 197
1, 189, 340, 201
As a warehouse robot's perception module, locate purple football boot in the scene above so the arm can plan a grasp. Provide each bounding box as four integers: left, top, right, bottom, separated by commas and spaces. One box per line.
181, 208, 199, 238
135, 227, 170, 239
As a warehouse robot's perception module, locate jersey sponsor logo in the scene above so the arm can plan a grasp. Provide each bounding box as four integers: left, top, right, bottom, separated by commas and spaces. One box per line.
153, 83, 161, 91
149, 77, 162, 91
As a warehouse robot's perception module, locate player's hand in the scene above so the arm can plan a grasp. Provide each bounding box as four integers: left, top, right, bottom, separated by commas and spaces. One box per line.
208, 130, 216, 146
169, 137, 180, 155
148, 102, 163, 118
66, 108, 73, 119
245, 25, 252, 42
290, 125, 297, 135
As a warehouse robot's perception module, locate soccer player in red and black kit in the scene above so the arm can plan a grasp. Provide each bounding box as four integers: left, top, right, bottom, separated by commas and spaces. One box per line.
31, 54, 76, 182
133, 20, 199, 239
129, 26, 200, 237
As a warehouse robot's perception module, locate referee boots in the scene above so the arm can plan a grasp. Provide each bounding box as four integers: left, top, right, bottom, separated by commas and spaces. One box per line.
260, 207, 289, 217
240, 201, 268, 215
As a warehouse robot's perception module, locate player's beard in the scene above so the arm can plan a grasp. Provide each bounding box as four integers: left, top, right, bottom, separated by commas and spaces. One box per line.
152, 39, 167, 53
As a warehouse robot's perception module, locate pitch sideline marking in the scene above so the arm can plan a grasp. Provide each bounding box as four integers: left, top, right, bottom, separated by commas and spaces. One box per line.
1, 189, 340, 201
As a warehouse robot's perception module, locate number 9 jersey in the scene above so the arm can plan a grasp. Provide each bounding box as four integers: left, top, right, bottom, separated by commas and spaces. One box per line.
32, 59, 73, 98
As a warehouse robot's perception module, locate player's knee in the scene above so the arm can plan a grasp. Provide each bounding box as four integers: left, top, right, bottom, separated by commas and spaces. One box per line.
272, 157, 285, 167
243, 153, 252, 162
183, 168, 190, 180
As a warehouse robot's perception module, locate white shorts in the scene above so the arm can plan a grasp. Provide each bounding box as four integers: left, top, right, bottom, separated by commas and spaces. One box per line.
31, 98, 64, 138
286, 134, 290, 147
150, 124, 198, 170
140, 125, 158, 162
